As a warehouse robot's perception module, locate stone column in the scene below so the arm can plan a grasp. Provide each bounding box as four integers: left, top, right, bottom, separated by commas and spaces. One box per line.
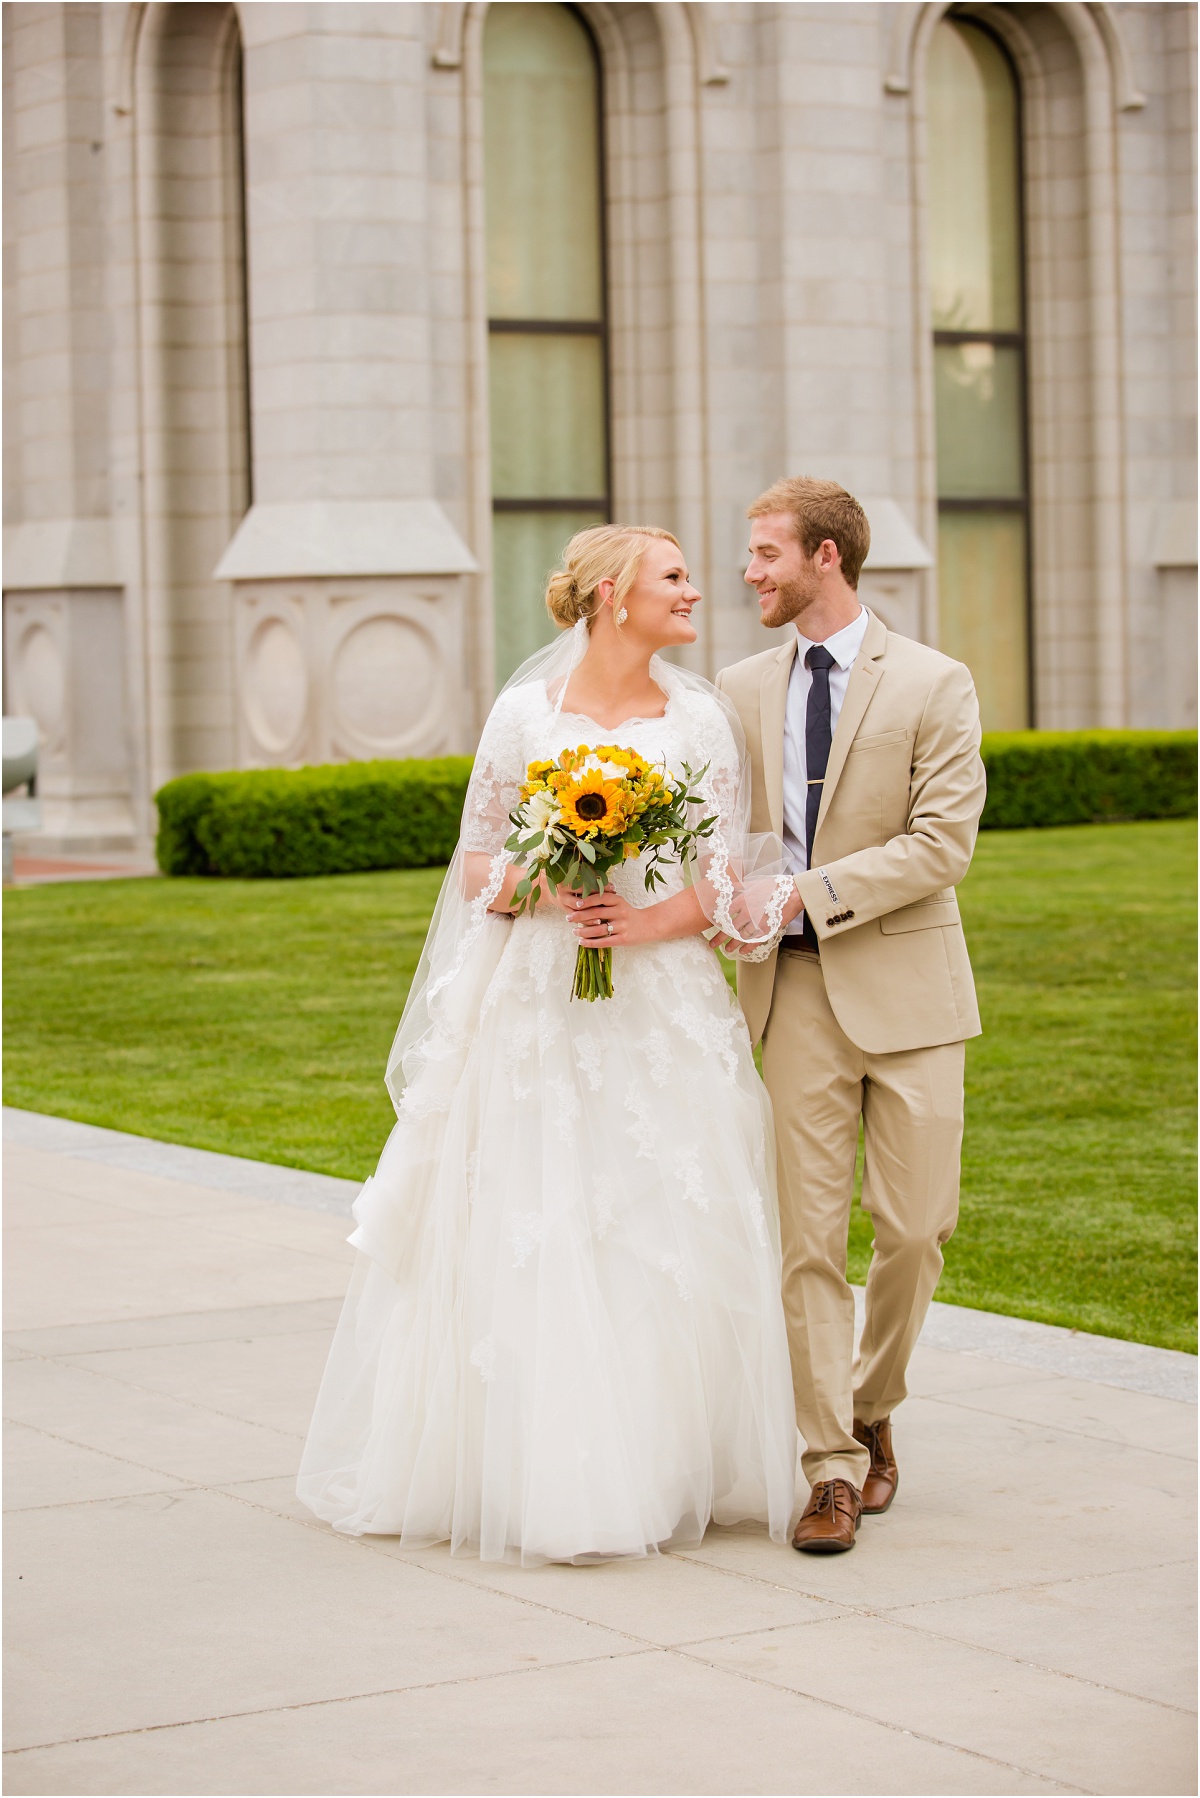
223, 3, 476, 766
2, 3, 136, 847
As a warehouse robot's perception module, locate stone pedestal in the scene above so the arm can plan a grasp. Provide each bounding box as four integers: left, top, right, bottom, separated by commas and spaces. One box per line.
2, 588, 136, 849
233, 577, 466, 767
216, 499, 477, 766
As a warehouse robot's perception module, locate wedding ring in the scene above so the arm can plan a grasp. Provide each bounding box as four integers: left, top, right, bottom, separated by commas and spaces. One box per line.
606, 921, 614, 936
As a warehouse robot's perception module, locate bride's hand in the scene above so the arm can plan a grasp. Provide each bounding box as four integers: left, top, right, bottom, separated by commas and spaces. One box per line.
568, 887, 659, 948
545, 880, 586, 915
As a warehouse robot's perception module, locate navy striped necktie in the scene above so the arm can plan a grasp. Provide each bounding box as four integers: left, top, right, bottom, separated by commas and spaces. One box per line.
804, 644, 836, 870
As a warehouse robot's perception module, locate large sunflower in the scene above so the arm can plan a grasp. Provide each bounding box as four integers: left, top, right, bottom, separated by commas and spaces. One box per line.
558, 770, 627, 838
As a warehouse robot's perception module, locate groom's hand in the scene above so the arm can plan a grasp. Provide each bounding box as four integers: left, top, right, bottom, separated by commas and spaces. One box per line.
712, 882, 803, 956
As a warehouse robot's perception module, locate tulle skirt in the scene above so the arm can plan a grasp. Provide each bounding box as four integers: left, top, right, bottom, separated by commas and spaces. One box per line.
297, 909, 798, 1565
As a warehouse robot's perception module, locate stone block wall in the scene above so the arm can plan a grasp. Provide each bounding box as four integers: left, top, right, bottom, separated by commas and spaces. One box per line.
2, 1, 1195, 851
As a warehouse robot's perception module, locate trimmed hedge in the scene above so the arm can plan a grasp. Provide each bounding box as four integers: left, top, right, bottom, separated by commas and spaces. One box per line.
155, 759, 474, 878
980, 730, 1196, 829
156, 731, 1197, 878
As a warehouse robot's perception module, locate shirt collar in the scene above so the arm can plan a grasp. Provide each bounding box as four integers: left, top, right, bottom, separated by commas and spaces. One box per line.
795, 605, 868, 673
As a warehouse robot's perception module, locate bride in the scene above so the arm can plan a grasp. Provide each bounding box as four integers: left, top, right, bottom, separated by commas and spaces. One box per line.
297, 525, 801, 1564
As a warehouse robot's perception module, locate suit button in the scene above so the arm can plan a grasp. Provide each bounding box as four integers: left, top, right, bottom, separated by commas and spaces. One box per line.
845, 910, 854, 920
826, 917, 836, 927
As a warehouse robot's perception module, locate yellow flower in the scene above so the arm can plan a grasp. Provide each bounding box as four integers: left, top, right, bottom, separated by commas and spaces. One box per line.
519, 759, 559, 801
558, 770, 626, 838
595, 745, 649, 778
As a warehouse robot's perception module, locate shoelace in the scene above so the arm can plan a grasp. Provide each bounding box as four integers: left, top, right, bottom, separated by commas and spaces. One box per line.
858, 1422, 889, 1475
810, 1480, 858, 1518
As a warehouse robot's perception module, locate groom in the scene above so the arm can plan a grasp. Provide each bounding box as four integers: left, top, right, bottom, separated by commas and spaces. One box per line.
717, 477, 986, 1554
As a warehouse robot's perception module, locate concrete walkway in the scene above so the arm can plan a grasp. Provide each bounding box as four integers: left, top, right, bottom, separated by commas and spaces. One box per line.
4, 1112, 1196, 1797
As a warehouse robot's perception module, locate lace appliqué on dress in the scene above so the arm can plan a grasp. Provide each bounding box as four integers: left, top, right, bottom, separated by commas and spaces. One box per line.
671, 999, 741, 1082
545, 1075, 581, 1143
624, 1081, 659, 1158
469, 1336, 497, 1383
641, 1028, 673, 1088
674, 1145, 710, 1212
506, 1014, 536, 1102
574, 1032, 604, 1092
659, 1254, 692, 1302
592, 1179, 615, 1240
509, 1212, 545, 1269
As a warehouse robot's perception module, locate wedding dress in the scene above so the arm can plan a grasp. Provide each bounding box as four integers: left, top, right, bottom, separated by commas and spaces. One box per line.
297, 626, 799, 1564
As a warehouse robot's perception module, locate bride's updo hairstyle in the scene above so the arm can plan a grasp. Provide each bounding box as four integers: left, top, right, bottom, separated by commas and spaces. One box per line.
545, 524, 681, 630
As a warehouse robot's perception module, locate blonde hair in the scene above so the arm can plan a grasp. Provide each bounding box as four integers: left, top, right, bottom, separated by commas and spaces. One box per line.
545, 524, 681, 630
747, 477, 871, 589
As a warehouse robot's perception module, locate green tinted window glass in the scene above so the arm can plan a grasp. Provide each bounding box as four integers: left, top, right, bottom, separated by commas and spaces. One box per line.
934, 342, 1024, 499
489, 334, 607, 501
484, 4, 602, 322
937, 512, 1028, 729
928, 20, 1021, 332
492, 509, 606, 683
484, 3, 609, 691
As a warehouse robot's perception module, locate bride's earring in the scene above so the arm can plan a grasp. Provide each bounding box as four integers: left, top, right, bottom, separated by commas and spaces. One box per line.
616, 606, 628, 625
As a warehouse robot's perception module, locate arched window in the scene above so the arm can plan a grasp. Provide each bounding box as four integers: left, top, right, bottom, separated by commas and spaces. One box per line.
136, 1, 250, 777
928, 17, 1029, 729
483, 3, 609, 684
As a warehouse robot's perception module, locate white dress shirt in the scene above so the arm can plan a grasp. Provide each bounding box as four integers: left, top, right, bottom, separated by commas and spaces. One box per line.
781, 606, 869, 933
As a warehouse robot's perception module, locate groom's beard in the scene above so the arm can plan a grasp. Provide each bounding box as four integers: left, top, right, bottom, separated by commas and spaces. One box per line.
758, 569, 821, 631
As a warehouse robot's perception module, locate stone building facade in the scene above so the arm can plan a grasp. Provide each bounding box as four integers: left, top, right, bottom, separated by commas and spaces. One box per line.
3, 0, 1195, 850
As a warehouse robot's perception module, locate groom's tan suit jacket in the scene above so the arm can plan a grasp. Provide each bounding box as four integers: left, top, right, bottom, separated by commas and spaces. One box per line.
716, 610, 986, 1053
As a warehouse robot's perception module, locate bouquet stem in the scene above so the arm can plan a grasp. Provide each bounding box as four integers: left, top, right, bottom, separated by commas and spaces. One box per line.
573, 944, 614, 1002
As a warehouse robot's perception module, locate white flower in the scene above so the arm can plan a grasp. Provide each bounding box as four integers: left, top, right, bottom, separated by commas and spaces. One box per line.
527, 788, 561, 830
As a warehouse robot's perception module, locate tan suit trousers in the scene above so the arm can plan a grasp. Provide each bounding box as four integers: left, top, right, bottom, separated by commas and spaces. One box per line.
763, 950, 964, 1490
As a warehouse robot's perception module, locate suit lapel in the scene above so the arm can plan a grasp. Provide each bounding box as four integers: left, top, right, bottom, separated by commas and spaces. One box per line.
760, 639, 795, 838
815, 610, 887, 835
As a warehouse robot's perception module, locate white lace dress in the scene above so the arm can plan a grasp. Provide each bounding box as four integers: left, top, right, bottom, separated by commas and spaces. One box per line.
297, 678, 798, 1564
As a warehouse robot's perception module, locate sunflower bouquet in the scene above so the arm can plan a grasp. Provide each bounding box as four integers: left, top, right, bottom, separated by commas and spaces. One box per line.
505, 744, 715, 1001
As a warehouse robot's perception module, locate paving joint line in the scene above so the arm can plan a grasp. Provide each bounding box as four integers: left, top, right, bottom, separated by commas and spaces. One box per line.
875, 1553, 1198, 1612
667, 1600, 1198, 1716
2, 1417, 211, 1494
2, 1634, 1092, 1796
3, 1295, 341, 1347
665, 1640, 1093, 1795
925, 1390, 1198, 1460
664, 1543, 1199, 1630
9, 1466, 1177, 1785
1, 1647, 665, 1759
852, 1606, 1198, 1717
212, 1479, 1186, 1743
11, 1349, 310, 1446
214, 1484, 864, 1654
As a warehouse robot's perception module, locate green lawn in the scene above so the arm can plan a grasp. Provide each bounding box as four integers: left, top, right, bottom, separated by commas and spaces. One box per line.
4, 819, 1195, 1351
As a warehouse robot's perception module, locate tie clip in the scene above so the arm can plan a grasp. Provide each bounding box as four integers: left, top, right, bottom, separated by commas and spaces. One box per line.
807, 778, 824, 785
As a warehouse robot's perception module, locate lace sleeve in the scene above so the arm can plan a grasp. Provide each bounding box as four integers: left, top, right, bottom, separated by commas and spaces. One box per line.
460, 689, 529, 855
680, 689, 795, 962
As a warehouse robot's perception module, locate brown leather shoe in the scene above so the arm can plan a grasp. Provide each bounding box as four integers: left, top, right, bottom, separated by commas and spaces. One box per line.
791, 1479, 862, 1554
853, 1416, 898, 1514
